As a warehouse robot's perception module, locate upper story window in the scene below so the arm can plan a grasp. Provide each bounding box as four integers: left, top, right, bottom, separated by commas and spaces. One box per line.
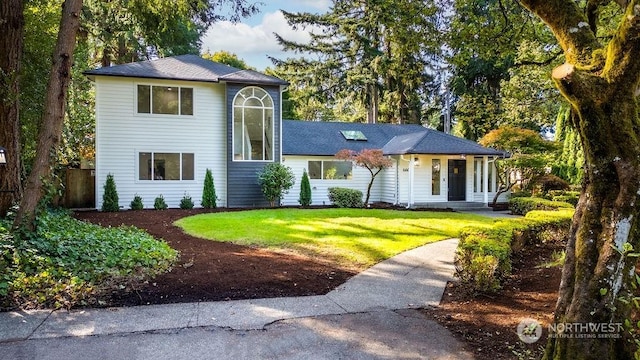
233, 87, 274, 161
137, 85, 193, 115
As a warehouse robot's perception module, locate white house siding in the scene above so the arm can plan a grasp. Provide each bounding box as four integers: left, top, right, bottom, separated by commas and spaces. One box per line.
379, 159, 399, 204
95, 77, 227, 209
280, 156, 384, 206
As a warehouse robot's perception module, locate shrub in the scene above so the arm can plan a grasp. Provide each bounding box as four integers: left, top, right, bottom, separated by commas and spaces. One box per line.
154, 195, 168, 210
299, 169, 312, 207
0, 211, 177, 309
257, 163, 295, 207
509, 191, 532, 199
532, 174, 570, 193
455, 209, 573, 293
508, 197, 574, 215
552, 195, 578, 206
101, 173, 119, 212
201, 168, 217, 209
130, 194, 144, 210
328, 187, 363, 208
180, 193, 194, 209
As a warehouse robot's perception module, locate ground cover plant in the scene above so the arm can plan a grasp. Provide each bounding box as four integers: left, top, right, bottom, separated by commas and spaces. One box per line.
0, 210, 177, 309
175, 208, 495, 268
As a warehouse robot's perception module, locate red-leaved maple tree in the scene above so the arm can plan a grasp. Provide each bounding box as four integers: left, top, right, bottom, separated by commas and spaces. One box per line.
335, 149, 393, 206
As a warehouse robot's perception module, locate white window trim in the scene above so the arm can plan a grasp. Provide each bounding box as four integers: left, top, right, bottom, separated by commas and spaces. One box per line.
308, 160, 353, 181
135, 83, 195, 117
135, 151, 197, 182
232, 86, 275, 162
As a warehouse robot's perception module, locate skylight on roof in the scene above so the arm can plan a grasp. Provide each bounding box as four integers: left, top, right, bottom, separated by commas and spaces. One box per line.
341, 130, 367, 141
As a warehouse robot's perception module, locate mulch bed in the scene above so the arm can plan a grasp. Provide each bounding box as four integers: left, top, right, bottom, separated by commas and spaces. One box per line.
74, 209, 356, 306
75, 208, 562, 359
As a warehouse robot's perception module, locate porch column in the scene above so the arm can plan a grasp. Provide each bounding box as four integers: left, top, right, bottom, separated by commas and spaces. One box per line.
482, 155, 489, 205
408, 156, 415, 207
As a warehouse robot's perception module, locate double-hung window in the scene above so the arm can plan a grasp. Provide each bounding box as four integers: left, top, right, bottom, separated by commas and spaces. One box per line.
138, 152, 194, 181
137, 85, 193, 115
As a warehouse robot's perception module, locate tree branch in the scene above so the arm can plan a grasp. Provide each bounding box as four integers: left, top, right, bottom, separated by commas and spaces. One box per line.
518, 0, 602, 65
602, 0, 640, 85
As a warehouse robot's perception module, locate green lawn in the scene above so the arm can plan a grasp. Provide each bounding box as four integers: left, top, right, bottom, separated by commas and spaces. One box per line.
175, 208, 495, 269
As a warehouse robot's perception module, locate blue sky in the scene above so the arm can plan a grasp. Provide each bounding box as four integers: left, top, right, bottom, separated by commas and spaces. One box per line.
201, 0, 331, 70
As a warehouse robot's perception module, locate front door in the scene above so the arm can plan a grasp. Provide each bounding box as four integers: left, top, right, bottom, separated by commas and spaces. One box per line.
448, 159, 466, 201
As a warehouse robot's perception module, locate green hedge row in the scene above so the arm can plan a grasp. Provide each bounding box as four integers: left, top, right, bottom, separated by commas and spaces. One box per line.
455, 209, 573, 292
508, 196, 574, 215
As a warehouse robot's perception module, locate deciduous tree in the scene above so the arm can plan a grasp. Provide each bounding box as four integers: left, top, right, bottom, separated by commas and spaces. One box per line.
479, 126, 556, 205
335, 149, 392, 206
516, 1, 640, 358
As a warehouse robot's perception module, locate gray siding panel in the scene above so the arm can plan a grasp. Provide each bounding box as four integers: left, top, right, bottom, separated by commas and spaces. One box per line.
226, 83, 282, 207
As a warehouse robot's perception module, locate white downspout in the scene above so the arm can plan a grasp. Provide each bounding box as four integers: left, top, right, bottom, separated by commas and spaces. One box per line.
395, 157, 400, 205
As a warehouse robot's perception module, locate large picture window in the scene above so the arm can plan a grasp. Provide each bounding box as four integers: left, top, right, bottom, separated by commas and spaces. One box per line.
233, 87, 274, 161
137, 85, 193, 115
308, 161, 353, 180
138, 152, 194, 181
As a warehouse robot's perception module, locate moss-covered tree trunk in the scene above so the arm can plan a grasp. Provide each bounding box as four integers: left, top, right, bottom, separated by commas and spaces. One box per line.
518, 1, 640, 359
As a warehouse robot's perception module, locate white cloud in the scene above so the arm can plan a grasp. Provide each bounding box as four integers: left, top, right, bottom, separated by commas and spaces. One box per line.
201, 11, 317, 70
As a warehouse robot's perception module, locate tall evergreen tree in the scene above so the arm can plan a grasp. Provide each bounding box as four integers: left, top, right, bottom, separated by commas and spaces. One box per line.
274, 0, 443, 124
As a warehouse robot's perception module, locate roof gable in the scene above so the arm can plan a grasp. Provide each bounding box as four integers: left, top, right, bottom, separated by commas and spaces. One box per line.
84, 54, 288, 86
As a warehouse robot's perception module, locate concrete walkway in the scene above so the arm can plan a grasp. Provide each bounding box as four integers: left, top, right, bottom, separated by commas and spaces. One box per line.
0, 239, 472, 360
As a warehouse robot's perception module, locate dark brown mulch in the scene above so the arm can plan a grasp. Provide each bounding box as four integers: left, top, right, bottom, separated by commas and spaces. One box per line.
75, 208, 562, 360
423, 238, 564, 360
74, 209, 356, 306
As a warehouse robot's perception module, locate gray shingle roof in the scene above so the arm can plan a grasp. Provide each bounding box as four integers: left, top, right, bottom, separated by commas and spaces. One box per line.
382, 131, 506, 156
282, 120, 505, 156
84, 54, 288, 85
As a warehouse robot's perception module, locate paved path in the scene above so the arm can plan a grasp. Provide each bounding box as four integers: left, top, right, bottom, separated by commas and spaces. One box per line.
0, 239, 472, 360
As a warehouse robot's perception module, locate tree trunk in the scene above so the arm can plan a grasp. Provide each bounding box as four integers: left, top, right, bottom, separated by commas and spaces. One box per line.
0, 0, 25, 217
366, 83, 379, 124
514, 2, 640, 357
543, 68, 640, 359
13, 0, 83, 230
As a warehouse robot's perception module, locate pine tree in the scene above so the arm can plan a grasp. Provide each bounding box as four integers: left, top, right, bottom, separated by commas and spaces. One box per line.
201, 168, 217, 208
274, 0, 442, 124
101, 173, 119, 212
298, 169, 312, 207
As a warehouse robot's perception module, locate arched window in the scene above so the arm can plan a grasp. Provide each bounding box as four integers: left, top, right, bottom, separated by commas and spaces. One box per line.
233, 87, 274, 161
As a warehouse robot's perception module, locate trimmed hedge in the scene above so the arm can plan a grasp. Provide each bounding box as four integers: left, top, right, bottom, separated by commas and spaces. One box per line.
328, 187, 363, 208
508, 196, 574, 215
455, 209, 573, 292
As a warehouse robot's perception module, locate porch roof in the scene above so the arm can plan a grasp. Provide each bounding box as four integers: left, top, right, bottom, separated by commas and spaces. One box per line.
382, 131, 506, 156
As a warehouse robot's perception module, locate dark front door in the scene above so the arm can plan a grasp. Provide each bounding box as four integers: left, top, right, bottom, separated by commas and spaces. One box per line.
448, 159, 466, 201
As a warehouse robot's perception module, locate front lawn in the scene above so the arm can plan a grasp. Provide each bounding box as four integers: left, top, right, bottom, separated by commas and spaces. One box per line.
175, 208, 495, 268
